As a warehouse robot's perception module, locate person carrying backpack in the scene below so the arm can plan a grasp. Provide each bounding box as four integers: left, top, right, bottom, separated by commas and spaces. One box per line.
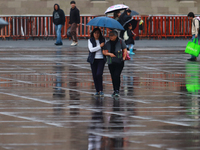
187, 12, 200, 61
124, 23, 136, 55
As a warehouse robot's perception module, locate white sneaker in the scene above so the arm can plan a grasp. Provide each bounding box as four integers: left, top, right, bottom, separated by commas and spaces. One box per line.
71, 42, 75, 45
74, 42, 78, 46
71, 42, 78, 46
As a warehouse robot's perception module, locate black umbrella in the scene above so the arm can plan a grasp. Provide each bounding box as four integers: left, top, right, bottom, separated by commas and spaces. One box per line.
0, 18, 8, 29
121, 10, 139, 17
123, 18, 138, 30
131, 10, 139, 16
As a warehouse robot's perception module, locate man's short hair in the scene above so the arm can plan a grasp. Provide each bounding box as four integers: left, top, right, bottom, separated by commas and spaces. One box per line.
70, 1, 76, 4
127, 9, 131, 13
188, 12, 195, 18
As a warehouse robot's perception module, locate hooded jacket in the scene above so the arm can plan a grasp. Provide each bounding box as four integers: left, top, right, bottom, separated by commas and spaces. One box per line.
118, 10, 131, 26
69, 6, 80, 24
53, 4, 65, 25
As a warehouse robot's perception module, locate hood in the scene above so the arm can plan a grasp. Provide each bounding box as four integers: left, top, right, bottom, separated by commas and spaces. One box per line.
54, 4, 60, 11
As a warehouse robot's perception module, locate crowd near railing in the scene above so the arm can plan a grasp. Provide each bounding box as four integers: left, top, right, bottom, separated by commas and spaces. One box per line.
0, 15, 192, 40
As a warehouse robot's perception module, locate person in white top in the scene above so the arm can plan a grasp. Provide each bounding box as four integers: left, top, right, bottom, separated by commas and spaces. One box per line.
87, 28, 106, 96
187, 12, 200, 61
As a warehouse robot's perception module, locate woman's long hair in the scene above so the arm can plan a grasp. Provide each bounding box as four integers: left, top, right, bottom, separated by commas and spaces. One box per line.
114, 11, 120, 19
90, 27, 104, 40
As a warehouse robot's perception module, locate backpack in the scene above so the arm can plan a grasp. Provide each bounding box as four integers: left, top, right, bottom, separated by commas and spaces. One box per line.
193, 17, 200, 35
123, 30, 129, 40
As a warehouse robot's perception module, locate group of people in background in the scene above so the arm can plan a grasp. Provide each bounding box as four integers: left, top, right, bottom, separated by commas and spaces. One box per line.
53, 1, 80, 46
114, 9, 136, 54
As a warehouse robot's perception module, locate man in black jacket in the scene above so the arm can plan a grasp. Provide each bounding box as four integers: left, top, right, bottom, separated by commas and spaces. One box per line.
69, 1, 80, 46
53, 4, 65, 45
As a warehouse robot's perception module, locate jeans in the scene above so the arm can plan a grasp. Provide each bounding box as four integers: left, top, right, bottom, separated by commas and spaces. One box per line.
108, 62, 124, 91
55, 24, 63, 44
90, 59, 105, 92
191, 34, 200, 59
126, 44, 134, 49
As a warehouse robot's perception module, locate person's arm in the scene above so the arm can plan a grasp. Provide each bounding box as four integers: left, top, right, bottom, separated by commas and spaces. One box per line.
102, 50, 116, 57
195, 19, 199, 37
121, 40, 128, 60
131, 31, 136, 36
77, 9, 80, 26
88, 40, 101, 52
102, 43, 116, 57
69, 10, 72, 25
128, 30, 133, 38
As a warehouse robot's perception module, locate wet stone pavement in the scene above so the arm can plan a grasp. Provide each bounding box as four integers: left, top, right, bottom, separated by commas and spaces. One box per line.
0, 44, 199, 150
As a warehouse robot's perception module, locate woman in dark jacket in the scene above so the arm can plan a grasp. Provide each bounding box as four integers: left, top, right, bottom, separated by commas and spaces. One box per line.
125, 24, 136, 55
87, 28, 106, 96
102, 30, 127, 97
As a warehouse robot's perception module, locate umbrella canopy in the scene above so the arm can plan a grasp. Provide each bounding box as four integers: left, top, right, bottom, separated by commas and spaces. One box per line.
87, 16, 124, 30
130, 10, 139, 16
123, 18, 138, 30
121, 10, 139, 16
104, 4, 129, 14
0, 18, 8, 29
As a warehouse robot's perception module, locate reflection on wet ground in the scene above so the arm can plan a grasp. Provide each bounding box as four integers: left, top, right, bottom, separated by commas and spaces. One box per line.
0, 46, 199, 150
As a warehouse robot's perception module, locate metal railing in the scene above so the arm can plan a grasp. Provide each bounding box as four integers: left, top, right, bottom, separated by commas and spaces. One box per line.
0, 15, 192, 40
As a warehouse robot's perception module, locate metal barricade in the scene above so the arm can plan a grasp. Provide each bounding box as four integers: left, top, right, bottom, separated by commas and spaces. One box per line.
0, 16, 12, 40
0, 15, 193, 40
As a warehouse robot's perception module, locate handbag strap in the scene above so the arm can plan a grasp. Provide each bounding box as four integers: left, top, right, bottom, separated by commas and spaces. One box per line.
119, 39, 123, 49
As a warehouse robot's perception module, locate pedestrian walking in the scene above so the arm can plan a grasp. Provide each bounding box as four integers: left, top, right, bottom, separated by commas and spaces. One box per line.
53, 4, 65, 46
118, 9, 132, 39
69, 1, 80, 46
124, 23, 136, 55
87, 28, 106, 96
102, 30, 127, 97
187, 12, 200, 61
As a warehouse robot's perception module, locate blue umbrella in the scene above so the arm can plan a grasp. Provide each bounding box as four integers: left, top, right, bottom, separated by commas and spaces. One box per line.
0, 18, 8, 29
87, 16, 124, 30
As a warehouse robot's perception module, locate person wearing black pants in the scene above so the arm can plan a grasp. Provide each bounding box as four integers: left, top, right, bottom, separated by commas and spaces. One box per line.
90, 59, 105, 95
103, 30, 127, 97
108, 62, 124, 93
87, 28, 106, 96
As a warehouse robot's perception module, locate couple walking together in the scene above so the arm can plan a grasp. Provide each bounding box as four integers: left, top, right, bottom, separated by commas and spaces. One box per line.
88, 28, 127, 97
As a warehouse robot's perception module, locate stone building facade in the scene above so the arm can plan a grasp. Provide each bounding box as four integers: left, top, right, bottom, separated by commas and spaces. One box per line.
0, 0, 199, 16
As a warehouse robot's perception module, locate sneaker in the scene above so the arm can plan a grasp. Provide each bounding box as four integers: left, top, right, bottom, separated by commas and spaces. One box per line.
115, 90, 120, 97
71, 42, 75, 45
187, 58, 197, 61
111, 91, 116, 97
73, 42, 78, 46
55, 42, 63, 46
99, 91, 104, 97
94, 92, 99, 96
71, 42, 78, 46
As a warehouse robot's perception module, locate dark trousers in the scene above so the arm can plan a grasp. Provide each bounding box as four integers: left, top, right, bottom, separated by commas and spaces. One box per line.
90, 59, 105, 92
108, 62, 124, 91
70, 23, 77, 42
